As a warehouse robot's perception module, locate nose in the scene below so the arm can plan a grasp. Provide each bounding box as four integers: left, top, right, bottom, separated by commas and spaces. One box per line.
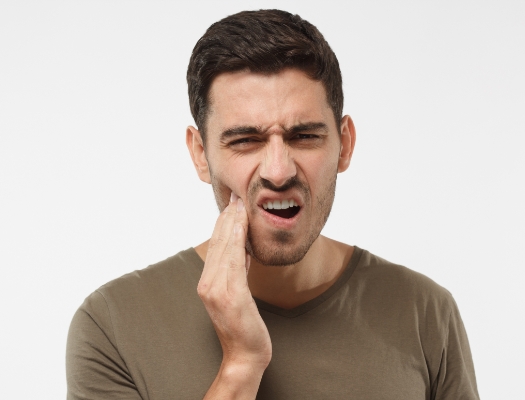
259, 135, 297, 188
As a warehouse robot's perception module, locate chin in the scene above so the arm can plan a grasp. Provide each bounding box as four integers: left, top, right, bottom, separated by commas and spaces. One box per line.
245, 228, 317, 267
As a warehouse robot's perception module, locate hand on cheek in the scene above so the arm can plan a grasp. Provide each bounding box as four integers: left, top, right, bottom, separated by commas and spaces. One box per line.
197, 190, 272, 382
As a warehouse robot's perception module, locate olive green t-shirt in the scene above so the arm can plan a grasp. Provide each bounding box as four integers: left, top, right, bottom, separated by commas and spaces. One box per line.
66, 247, 479, 399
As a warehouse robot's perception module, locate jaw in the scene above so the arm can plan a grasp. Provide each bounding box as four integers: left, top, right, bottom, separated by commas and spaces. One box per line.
245, 205, 317, 267
207, 164, 338, 267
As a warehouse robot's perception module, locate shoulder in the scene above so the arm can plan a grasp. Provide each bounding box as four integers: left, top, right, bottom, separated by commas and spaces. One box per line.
353, 247, 456, 319
71, 248, 207, 355
96, 247, 202, 301
78, 248, 204, 322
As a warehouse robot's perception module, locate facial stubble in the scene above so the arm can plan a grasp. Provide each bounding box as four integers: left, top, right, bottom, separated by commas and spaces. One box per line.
210, 169, 338, 267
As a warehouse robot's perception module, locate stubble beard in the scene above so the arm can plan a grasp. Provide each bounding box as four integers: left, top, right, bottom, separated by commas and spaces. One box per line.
210, 171, 338, 267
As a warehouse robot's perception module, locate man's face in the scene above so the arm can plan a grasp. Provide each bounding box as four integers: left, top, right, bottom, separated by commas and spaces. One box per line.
196, 69, 350, 266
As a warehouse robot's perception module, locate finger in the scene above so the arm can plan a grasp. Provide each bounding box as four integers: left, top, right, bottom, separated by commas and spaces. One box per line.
212, 198, 240, 256
201, 200, 237, 284
214, 196, 247, 282
201, 191, 240, 282
226, 222, 249, 292
208, 192, 235, 250
223, 197, 249, 262
205, 208, 230, 258
245, 253, 251, 276
226, 198, 250, 292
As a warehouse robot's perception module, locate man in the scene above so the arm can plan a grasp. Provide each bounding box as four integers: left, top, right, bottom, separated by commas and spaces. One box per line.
66, 9, 479, 399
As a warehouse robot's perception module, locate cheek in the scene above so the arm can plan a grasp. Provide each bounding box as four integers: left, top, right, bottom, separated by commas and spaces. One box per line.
209, 174, 229, 212
237, 152, 261, 178
300, 152, 339, 185
210, 158, 255, 207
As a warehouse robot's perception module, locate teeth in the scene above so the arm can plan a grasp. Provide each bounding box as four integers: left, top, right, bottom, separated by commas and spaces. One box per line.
262, 199, 299, 210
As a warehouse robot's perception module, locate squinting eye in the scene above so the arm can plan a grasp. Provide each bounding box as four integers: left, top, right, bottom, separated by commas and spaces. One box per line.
295, 134, 318, 140
231, 138, 251, 144
229, 137, 259, 147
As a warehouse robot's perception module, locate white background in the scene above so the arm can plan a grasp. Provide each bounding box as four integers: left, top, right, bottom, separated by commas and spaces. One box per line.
1, 1, 523, 398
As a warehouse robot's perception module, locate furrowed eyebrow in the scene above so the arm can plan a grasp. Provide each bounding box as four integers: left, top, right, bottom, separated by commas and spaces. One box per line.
285, 122, 329, 135
220, 126, 262, 141
219, 122, 329, 141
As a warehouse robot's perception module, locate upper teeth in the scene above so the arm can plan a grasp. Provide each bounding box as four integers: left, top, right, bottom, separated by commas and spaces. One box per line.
262, 199, 298, 210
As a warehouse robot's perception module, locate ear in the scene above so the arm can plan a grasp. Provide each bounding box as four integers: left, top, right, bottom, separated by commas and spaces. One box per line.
186, 126, 211, 183
337, 115, 356, 173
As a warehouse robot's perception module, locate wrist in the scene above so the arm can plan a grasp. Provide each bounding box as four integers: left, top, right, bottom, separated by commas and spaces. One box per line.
220, 357, 268, 384
203, 360, 268, 400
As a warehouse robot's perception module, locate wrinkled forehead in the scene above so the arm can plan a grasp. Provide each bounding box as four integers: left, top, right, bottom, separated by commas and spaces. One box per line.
205, 69, 334, 136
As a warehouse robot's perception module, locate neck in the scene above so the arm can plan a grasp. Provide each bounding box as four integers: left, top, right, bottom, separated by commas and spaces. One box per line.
194, 235, 353, 310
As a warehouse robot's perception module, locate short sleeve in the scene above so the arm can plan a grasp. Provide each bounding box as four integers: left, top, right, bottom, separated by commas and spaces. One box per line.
66, 291, 142, 400
432, 297, 480, 400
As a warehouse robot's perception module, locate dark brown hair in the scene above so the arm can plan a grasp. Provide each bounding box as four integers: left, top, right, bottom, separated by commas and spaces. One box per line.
187, 9, 343, 141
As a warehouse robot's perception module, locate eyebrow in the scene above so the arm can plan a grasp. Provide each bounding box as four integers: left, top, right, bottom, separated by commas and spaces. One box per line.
219, 122, 329, 141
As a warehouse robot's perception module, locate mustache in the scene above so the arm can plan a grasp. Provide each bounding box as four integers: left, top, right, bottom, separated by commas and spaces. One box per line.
256, 176, 307, 193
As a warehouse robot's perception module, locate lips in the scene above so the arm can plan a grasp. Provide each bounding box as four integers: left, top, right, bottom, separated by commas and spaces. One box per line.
260, 198, 300, 219
256, 194, 303, 224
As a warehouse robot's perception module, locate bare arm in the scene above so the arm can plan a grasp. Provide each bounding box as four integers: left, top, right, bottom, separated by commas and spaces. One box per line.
198, 193, 272, 399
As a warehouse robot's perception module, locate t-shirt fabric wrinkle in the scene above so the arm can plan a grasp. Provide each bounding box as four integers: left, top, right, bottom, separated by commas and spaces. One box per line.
66, 246, 479, 399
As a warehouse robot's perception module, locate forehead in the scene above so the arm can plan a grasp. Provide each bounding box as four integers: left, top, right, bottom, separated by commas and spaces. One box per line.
206, 69, 334, 135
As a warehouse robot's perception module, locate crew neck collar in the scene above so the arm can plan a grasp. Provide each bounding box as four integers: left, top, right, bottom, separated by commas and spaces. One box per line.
253, 246, 363, 318
188, 246, 364, 319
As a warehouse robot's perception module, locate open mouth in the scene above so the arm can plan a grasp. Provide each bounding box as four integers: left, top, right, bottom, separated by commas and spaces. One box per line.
262, 199, 301, 219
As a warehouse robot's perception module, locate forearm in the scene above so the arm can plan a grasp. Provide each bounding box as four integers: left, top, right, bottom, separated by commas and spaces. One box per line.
203, 360, 267, 400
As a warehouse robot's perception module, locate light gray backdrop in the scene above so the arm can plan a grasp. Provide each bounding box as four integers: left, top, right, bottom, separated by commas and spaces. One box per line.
1, 1, 523, 398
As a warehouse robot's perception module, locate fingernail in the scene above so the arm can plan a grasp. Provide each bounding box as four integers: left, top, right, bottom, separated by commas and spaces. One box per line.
233, 223, 241, 235
237, 198, 244, 211
230, 192, 234, 203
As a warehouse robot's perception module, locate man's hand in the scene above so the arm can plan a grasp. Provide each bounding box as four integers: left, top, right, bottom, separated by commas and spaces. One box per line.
198, 193, 272, 399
